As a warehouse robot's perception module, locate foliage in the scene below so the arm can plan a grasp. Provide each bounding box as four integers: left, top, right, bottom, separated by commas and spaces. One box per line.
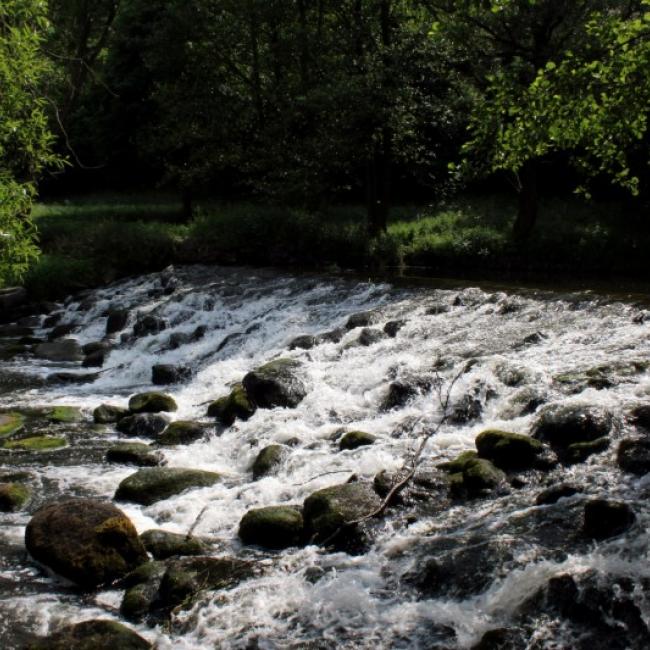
0, 0, 63, 286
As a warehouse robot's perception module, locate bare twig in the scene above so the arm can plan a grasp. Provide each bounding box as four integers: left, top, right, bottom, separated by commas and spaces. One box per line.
292, 469, 353, 487
186, 504, 210, 540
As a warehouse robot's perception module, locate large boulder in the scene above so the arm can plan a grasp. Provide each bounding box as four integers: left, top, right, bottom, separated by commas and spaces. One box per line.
116, 413, 170, 438
140, 529, 207, 560
34, 339, 83, 362
115, 468, 221, 505
617, 438, 650, 475
475, 429, 544, 470
157, 421, 205, 446
128, 392, 177, 414
25, 620, 151, 650
583, 499, 636, 540
25, 498, 147, 588
303, 482, 381, 543
251, 444, 287, 479
106, 308, 129, 335
207, 383, 256, 426
239, 505, 304, 550
532, 403, 613, 448
242, 359, 307, 409
440, 452, 506, 497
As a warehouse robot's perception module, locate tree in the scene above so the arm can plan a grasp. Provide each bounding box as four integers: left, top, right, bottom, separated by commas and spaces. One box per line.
429, 0, 623, 240
0, 0, 63, 285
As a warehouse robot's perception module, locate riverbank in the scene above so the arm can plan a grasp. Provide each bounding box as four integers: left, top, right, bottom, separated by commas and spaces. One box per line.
25, 193, 649, 300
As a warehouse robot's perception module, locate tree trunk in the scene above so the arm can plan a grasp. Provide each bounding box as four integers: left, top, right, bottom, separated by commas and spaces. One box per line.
367, 130, 391, 237
181, 189, 193, 222
513, 160, 538, 242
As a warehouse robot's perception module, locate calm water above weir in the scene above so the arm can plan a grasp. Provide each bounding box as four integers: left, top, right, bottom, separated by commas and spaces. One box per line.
2, 265, 650, 649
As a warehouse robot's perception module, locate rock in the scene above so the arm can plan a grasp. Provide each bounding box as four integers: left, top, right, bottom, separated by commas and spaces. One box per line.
629, 404, 650, 429
533, 404, 613, 448
25, 498, 147, 588
0, 324, 34, 337
165, 325, 207, 350
0, 482, 30, 511
157, 421, 205, 445
318, 327, 346, 343
252, 444, 287, 479
106, 443, 163, 467
0, 286, 26, 312
345, 311, 378, 330
43, 312, 63, 328
120, 561, 166, 622
82, 341, 112, 355
207, 384, 256, 426
151, 364, 192, 385
242, 359, 307, 409
128, 392, 177, 414
383, 320, 406, 337
0, 412, 24, 437
115, 468, 221, 505
116, 413, 170, 438
475, 429, 544, 470
3, 436, 67, 451
583, 499, 636, 540
47, 371, 100, 385
106, 309, 129, 335
133, 315, 166, 338
303, 482, 381, 543
82, 350, 106, 368
462, 458, 507, 494
239, 505, 304, 550
356, 327, 386, 346
94, 403, 129, 424
289, 334, 317, 350
617, 438, 650, 475
46, 405, 83, 423
564, 436, 610, 464
48, 323, 76, 340
471, 628, 523, 650
339, 431, 377, 451
426, 304, 450, 315
449, 394, 483, 425
157, 556, 255, 611
25, 620, 151, 650
536, 483, 580, 506
140, 529, 207, 560
438, 450, 478, 473
34, 339, 83, 362
382, 381, 417, 410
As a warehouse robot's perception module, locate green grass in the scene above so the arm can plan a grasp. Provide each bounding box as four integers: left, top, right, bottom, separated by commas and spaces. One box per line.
23, 192, 650, 300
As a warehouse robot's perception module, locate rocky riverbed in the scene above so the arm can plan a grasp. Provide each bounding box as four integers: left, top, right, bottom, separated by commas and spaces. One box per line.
1, 265, 650, 649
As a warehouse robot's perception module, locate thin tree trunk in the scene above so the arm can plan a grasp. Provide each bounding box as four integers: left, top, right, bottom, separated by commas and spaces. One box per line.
513, 159, 538, 241
181, 189, 193, 222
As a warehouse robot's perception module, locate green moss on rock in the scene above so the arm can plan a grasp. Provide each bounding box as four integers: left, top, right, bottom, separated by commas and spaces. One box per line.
114, 467, 222, 505
0, 482, 30, 512
157, 421, 205, 446
438, 450, 478, 473
251, 444, 287, 479
94, 403, 129, 424
565, 437, 610, 464
128, 392, 178, 414
106, 443, 162, 467
207, 383, 256, 426
140, 529, 207, 559
239, 505, 304, 549
475, 429, 543, 470
47, 406, 83, 423
3, 436, 67, 451
0, 412, 24, 437
339, 431, 377, 451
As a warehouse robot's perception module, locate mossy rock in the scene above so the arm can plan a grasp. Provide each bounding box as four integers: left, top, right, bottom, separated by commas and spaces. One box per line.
120, 561, 167, 622
242, 359, 307, 409
438, 450, 478, 473
106, 443, 162, 467
25, 498, 148, 588
140, 529, 207, 559
565, 436, 610, 464
207, 384, 256, 426
339, 431, 377, 451
251, 444, 287, 479
128, 392, 178, 414
157, 556, 256, 612
462, 458, 506, 494
617, 438, 650, 475
94, 404, 129, 424
533, 404, 612, 448
157, 421, 205, 446
3, 436, 67, 451
475, 429, 544, 470
115, 467, 222, 505
0, 482, 30, 512
0, 412, 24, 438
25, 619, 151, 650
47, 406, 83, 423
239, 505, 304, 550
116, 413, 170, 438
303, 482, 381, 542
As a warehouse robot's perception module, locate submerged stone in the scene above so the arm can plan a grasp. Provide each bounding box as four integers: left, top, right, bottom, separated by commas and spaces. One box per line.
115, 467, 221, 505
25, 498, 147, 588
238, 505, 304, 550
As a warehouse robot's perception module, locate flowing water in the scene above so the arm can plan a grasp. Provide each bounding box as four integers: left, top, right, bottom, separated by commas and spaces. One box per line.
1, 265, 650, 649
